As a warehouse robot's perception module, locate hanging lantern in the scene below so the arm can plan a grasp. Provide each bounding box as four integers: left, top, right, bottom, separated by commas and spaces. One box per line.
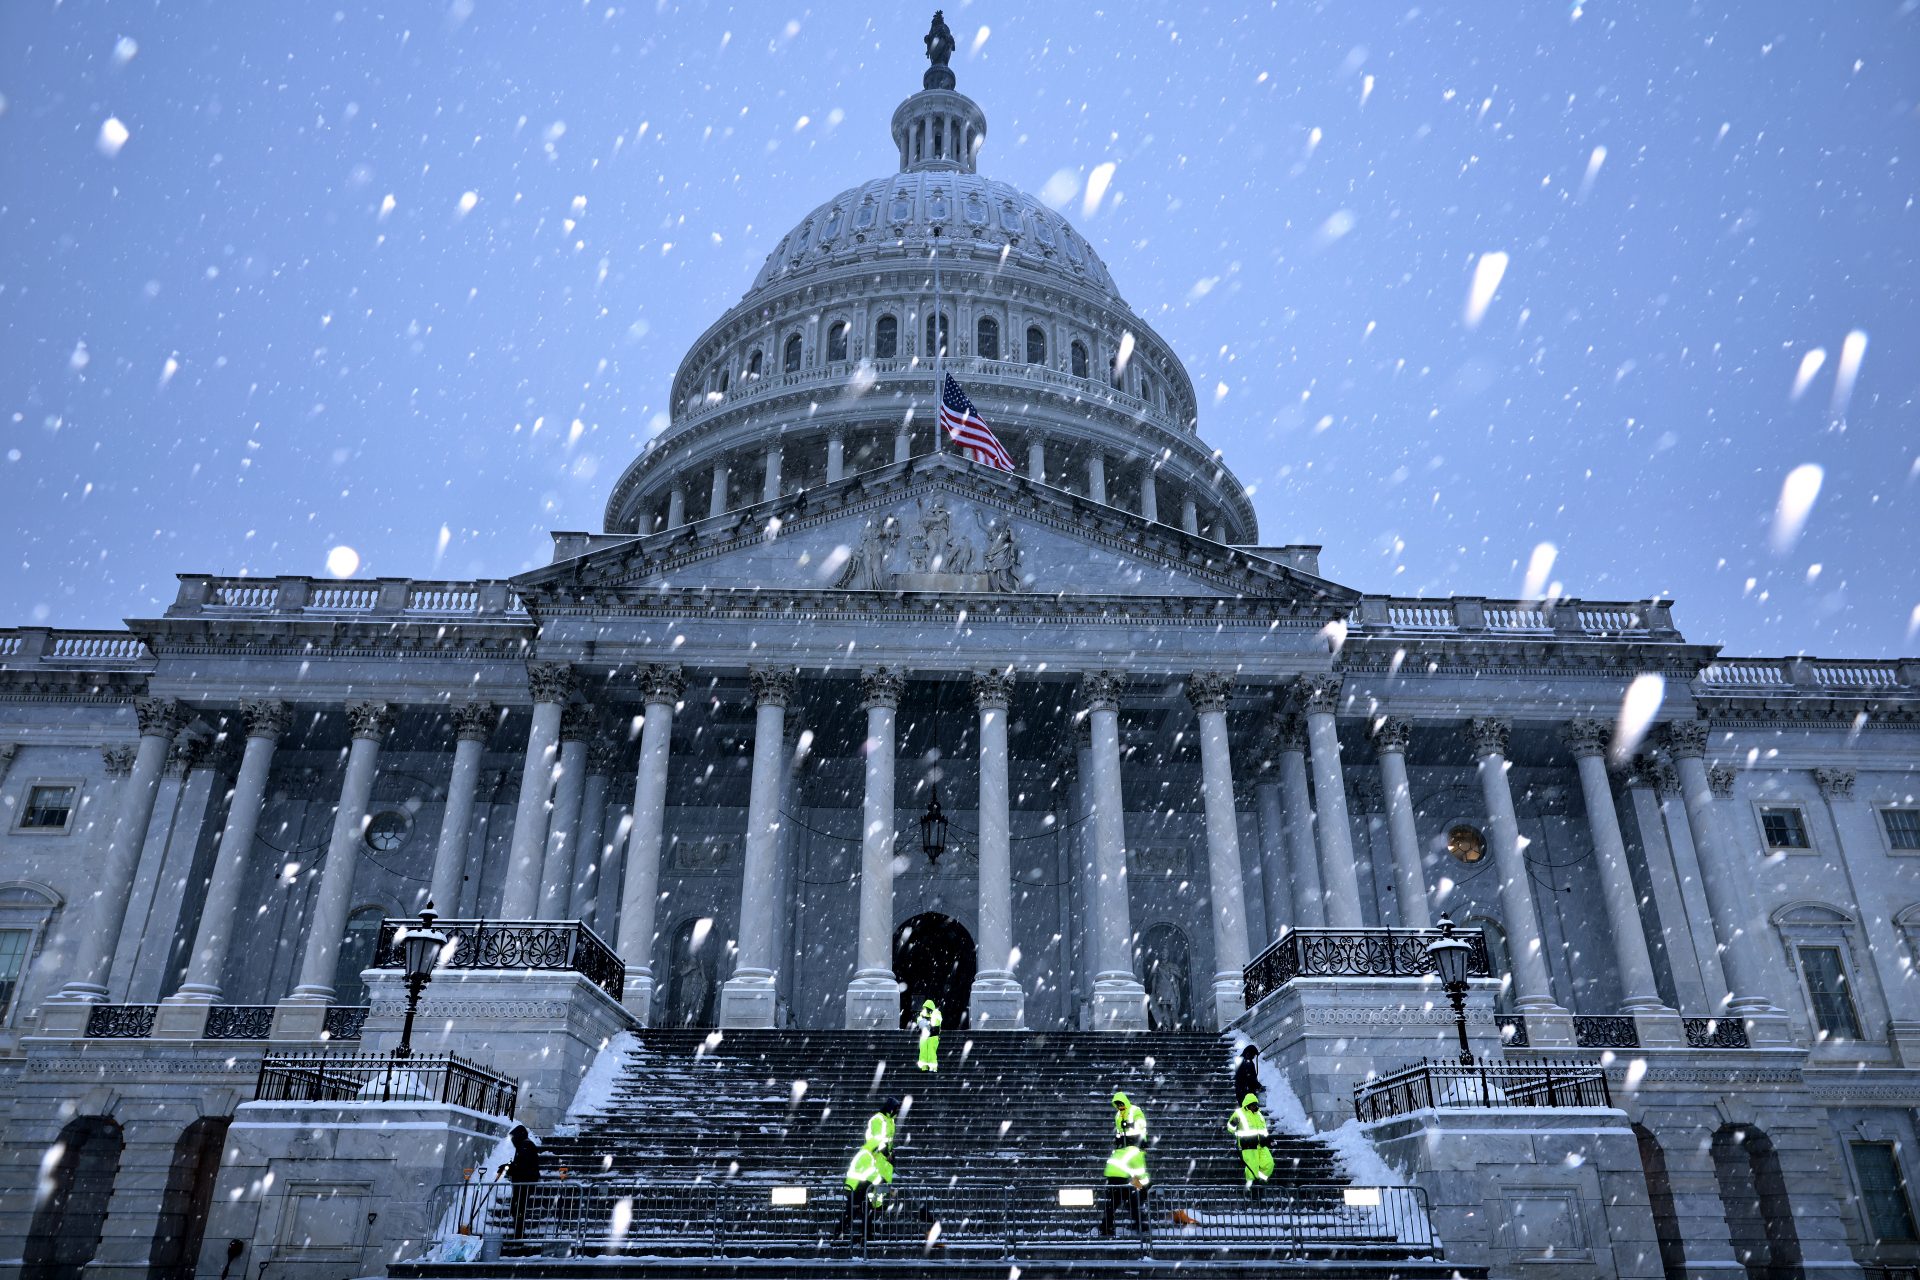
920, 787, 949, 867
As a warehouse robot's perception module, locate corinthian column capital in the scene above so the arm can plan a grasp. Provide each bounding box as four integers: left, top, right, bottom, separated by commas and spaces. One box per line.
101, 744, 137, 778
559, 702, 598, 743
859, 668, 903, 711
1370, 716, 1414, 754
1561, 717, 1612, 760
526, 661, 575, 706
1466, 716, 1511, 760
345, 700, 394, 742
971, 669, 1014, 710
640, 663, 687, 707
134, 696, 188, 740
1295, 673, 1343, 716
1080, 670, 1127, 712
241, 698, 292, 742
451, 701, 497, 744
1814, 767, 1855, 801
1662, 718, 1709, 761
749, 666, 797, 710
1709, 765, 1738, 799
1184, 672, 1234, 715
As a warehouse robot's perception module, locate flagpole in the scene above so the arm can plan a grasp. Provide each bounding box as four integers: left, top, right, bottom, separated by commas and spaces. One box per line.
931, 233, 943, 454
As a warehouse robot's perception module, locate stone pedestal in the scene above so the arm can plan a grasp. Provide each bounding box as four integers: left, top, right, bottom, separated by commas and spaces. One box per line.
33, 996, 97, 1038
1365, 1107, 1664, 1280
1631, 1008, 1687, 1049
1239, 976, 1502, 1125
1088, 975, 1149, 1032
968, 974, 1026, 1029
718, 970, 779, 1029
152, 997, 213, 1040
844, 974, 902, 1030
361, 967, 632, 1130
198, 1101, 509, 1280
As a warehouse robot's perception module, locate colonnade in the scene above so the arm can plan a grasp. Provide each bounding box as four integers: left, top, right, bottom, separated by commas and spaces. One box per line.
53, 677, 1788, 1040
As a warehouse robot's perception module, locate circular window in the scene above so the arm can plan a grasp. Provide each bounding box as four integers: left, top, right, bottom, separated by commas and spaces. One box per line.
364, 810, 410, 853
1447, 824, 1487, 864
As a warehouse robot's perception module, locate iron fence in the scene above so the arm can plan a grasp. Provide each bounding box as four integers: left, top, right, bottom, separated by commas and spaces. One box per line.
375, 918, 624, 1001
1244, 927, 1491, 1007
84, 1003, 157, 1038
323, 1004, 369, 1040
1684, 1016, 1750, 1049
256, 1051, 517, 1117
1354, 1059, 1613, 1122
419, 1179, 1440, 1261
1572, 1014, 1639, 1049
204, 1005, 275, 1040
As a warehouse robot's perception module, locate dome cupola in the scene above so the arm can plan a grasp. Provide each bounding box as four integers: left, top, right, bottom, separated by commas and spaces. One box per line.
890, 12, 986, 174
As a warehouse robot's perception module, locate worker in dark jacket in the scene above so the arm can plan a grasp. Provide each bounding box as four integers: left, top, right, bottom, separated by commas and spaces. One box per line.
497, 1125, 542, 1239
1234, 1044, 1263, 1103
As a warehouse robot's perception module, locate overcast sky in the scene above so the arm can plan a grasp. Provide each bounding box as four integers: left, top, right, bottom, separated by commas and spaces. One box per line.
1, 2, 1914, 657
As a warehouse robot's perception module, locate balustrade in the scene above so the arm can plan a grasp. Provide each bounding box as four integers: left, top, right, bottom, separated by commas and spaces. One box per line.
372, 917, 625, 1002
1243, 926, 1492, 1008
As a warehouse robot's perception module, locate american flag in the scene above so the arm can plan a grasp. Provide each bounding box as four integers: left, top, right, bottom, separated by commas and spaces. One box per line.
938, 373, 1016, 472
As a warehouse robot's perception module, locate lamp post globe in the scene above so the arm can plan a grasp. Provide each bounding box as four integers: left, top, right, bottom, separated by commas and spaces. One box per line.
1426, 914, 1474, 1064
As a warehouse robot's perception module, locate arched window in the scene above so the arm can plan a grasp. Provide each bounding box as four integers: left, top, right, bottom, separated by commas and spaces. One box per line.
975, 316, 999, 361
26, 1115, 123, 1277
717, 369, 730, 394
332, 906, 388, 1008
874, 314, 899, 360
826, 321, 850, 363
925, 311, 949, 359
1139, 372, 1156, 406
149, 1117, 232, 1280
1070, 340, 1089, 379
783, 334, 803, 373
1026, 325, 1047, 365
746, 349, 763, 380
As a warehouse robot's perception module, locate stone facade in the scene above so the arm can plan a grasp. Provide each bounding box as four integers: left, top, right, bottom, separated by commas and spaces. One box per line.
0, 31, 1916, 1280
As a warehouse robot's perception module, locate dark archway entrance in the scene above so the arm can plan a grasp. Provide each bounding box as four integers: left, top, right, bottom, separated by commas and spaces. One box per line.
1712, 1124, 1804, 1280
893, 913, 974, 1029
24, 1114, 124, 1280
1634, 1123, 1688, 1280
150, 1116, 232, 1280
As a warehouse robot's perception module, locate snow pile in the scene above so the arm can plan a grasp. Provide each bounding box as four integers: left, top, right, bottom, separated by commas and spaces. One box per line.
1224, 1031, 1311, 1137
1322, 1117, 1407, 1187
566, 1030, 640, 1121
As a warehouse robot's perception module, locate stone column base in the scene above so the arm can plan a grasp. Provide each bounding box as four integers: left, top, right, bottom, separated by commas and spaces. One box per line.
1630, 1006, 1686, 1048
271, 995, 330, 1042
1209, 974, 1247, 1029
621, 972, 656, 1027
845, 973, 901, 1029
1089, 974, 1149, 1031
153, 995, 214, 1040
1514, 1001, 1575, 1048
968, 973, 1025, 1029
35, 998, 96, 1038
1739, 1007, 1795, 1047
718, 970, 779, 1029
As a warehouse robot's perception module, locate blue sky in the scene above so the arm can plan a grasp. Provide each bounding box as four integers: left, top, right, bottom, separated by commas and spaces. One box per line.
1, 2, 1914, 656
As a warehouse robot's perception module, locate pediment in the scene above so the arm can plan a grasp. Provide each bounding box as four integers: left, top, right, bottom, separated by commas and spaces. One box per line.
519, 455, 1357, 610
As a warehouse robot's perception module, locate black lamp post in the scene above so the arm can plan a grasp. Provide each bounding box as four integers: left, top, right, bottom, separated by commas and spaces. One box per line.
919, 788, 949, 868
1426, 914, 1474, 1065
393, 903, 448, 1060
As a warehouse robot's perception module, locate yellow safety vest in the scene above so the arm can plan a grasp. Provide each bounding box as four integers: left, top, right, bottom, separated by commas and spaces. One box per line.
865, 1111, 896, 1151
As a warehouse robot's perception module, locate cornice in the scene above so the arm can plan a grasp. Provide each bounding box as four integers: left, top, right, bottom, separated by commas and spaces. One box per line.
129, 616, 538, 663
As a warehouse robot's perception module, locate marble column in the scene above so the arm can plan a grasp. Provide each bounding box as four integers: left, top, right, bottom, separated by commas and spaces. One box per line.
893, 426, 912, 464
826, 431, 846, 483
724, 666, 795, 1028
1083, 671, 1148, 1030
1087, 452, 1108, 504
708, 461, 730, 519
618, 664, 684, 1021
500, 662, 572, 919
1564, 719, 1672, 1016
1273, 715, 1324, 928
537, 705, 594, 917
1189, 673, 1252, 1027
1664, 720, 1786, 1031
1299, 676, 1363, 927
427, 702, 494, 915
762, 444, 783, 502
284, 700, 393, 1006
1027, 440, 1046, 484
164, 699, 289, 1012
1468, 717, 1571, 1034
845, 668, 903, 1028
666, 485, 686, 529
572, 742, 616, 927
1139, 468, 1158, 523
1253, 767, 1291, 945
1371, 717, 1432, 929
55, 697, 185, 1003
1181, 498, 1199, 535
970, 670, 1025, 1027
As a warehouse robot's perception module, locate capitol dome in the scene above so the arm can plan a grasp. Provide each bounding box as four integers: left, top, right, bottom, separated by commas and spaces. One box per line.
602, 49, 1256, 545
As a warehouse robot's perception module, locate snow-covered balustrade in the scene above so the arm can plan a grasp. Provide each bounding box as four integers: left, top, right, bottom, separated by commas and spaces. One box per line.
1697, 655, 1917, 691
1351, 594, 1678, 638
1244, 925, 1492, 1009
255, 1050, 518, 1117
0, 627, 153, 667
370, 917, 625, 1002
169, 573, 524, 618
1353, 1060, 1612, 1123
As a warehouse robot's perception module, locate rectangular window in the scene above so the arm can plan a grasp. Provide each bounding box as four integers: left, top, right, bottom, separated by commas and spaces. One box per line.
1853, 1141, 1919, 1242
0, 929, 29, 1022
19, 784, 77, 831
1884, 809, 1920, 852
1760, 806, 1810, 850
1799, 945, 1862, 1039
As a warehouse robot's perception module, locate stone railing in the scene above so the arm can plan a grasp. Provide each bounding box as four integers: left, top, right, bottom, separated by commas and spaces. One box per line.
1244, 926, 1492, 1009
1697, 657, 1917, 694
72, 1002, 362, 1041
0, 629, 153, 669
1350, 596, 1679, 640
668, 353, 1191, 436
169, 575, 528, 619
373, 917, 625, 1002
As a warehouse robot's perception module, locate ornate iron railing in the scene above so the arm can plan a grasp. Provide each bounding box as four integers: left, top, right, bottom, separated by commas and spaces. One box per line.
324, 1005, 369, 1040
1572, 1014, 1640, 1049
1684, 1017, 1750, 1049
1497, 1016, 1529, 1047
256, 1051, 517, 1118
1354, 1060, 1613, 1122
84, 1003, 158, 1038
205, 1005, 275, 1040
374, 918, 625, 1002
1243, 927, 1491, 1007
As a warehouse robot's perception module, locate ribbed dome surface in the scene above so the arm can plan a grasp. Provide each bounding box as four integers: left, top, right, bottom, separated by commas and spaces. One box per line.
745, 170, 1121, 303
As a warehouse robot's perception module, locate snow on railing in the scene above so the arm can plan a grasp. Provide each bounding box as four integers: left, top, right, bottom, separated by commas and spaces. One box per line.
175, 576, 525, 620
305, 584, 379, 611
0, 630, 153, 666
1357, 596, 1676, 639
1698, 658, 1913, 692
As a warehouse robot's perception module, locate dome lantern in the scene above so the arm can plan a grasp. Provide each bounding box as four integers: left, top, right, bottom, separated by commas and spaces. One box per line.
892, 11, 986, 174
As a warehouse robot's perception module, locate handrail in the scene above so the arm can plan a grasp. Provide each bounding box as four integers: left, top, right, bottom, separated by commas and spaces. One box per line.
1354, 1059, 1612, 1122
256, 1050, 518, 1118
1244, 926, 1492, 1009
373, 917, 625, 1003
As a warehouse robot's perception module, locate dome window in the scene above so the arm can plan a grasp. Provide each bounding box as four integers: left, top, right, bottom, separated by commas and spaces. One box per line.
855, 199, 878, 231
1139, 372, 1155, 406
976, 316, 1000, 361
890, 190, 913, 223
821, 207, 843, 242
1070, 341, 1090, 379
784, 334, 804, 373
827, 322, 850, 363
1033, 215, 1057, 248
1025, 326, 1047, 365
928, 184, 950, 222
874, 314, 899, 360
964, 193, 989, 225
746, 350, 763, 381
999, 202, 1023, 234
1063, 232, 1086, 265
925, 311, 950, 359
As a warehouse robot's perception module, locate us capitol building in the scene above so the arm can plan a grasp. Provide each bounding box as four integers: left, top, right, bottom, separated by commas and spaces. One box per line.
1, 20, 1917, 1280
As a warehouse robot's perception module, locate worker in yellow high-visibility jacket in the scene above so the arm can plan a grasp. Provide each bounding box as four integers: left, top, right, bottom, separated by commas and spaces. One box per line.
841, 1132, 895, 1250
914, 999, 943, 1072
1101, 1091, 1151, 1238
1228, 1092, 1274, 1197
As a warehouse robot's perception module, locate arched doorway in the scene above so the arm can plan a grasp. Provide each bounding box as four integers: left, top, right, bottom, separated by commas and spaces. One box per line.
665, 917, 719, 1027
1139, 923, 1193, 1031
893, 913, 974, 1029
1712, 1124, 1803, 1280
149, 1116, 231, 1280
1634, 1123, 1688, 1280
24, 1115, 124, 1280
